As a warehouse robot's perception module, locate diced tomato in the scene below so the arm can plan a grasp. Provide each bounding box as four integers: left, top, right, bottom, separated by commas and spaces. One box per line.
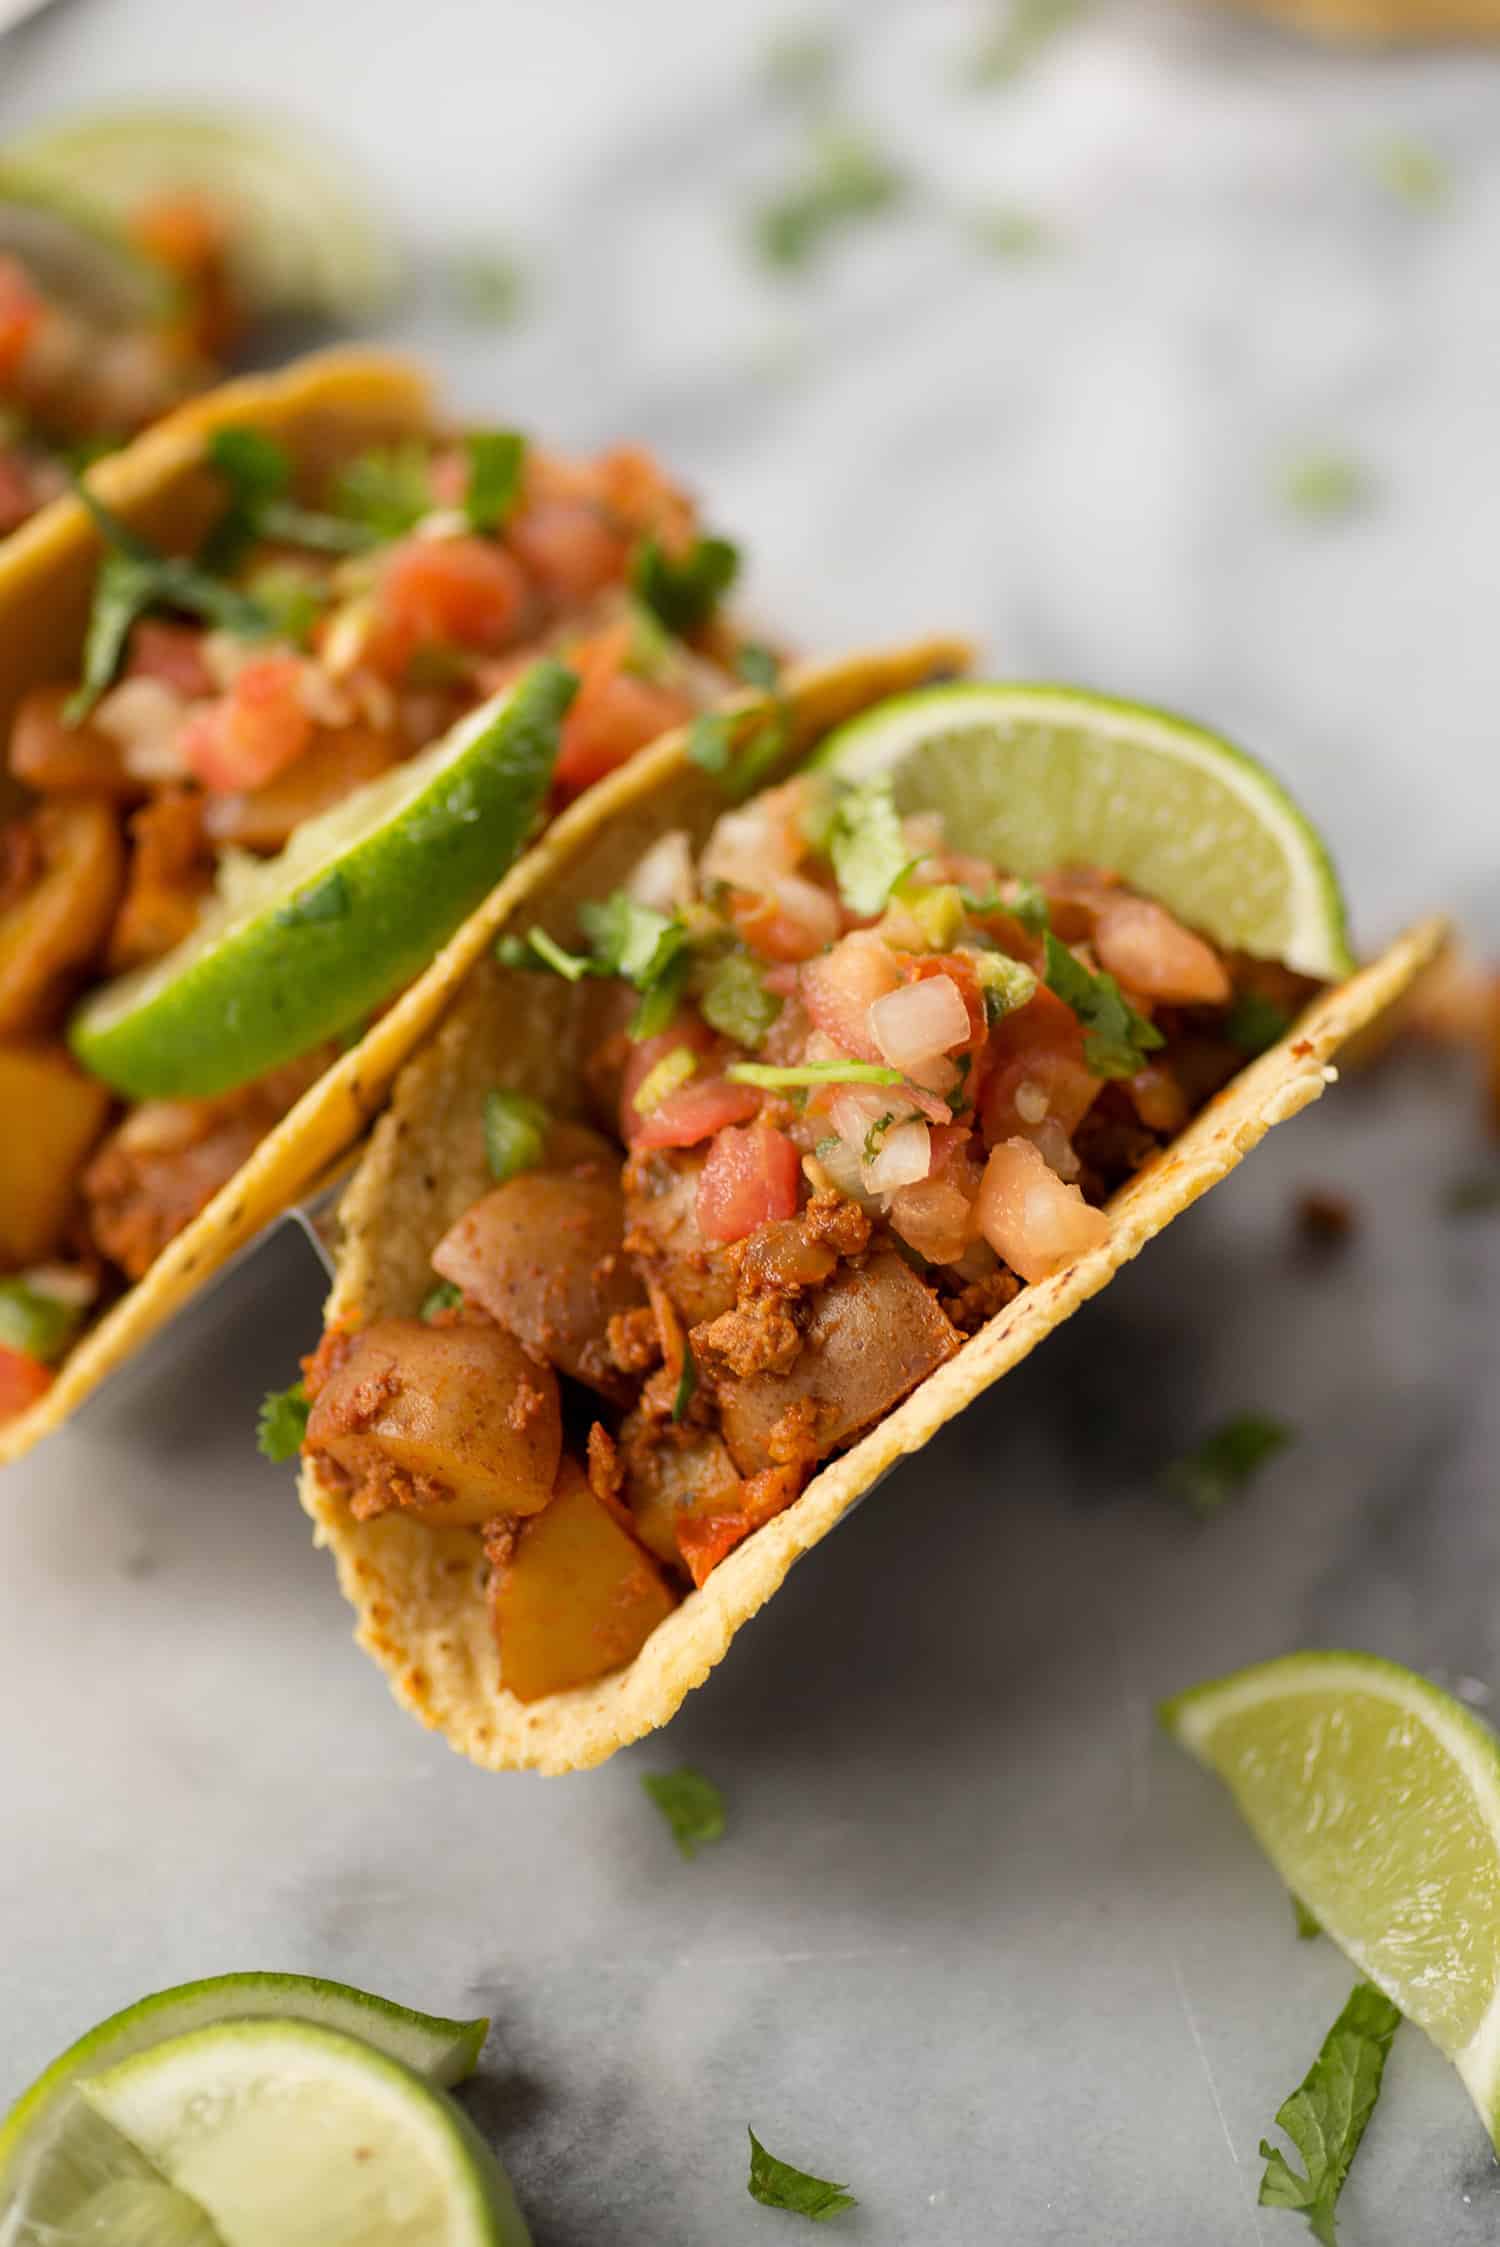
177, 655, 312, 793
631, 1075, 761, 1153
696, 1120, 802, 1245
553, 626, 695, 801
375, 536, 528, 670
0, 1345, 53, 1421
509, 502, 629, 607
799, 932, 902, 1062
593, 443, 696, 547
976, 1137, 1110, 1284
730, 877, 840, 965
0, 255, 44, 382
1095, 895, 1230, 1006
127, 620, 215, 700
980, 984, 1101, 1147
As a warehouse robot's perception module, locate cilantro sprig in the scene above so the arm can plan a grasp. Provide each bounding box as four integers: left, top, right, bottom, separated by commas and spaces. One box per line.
631, 534, 740, 636
1043, 931, 1164, 1078
747, 2129, 857, 2222
642, 1766, 725, 1859
464, 429, 527, 532
499, 892, 693, 1039
256, 1380, 309, 1464
828, 778, 913, 918
1163, 1413, 1294, 1519
753, 125, 903, 271
331, 442, 433, 538
484, 1089, 550, 1184
1258, 1982, 1401, 2244
207, 427, 378, 562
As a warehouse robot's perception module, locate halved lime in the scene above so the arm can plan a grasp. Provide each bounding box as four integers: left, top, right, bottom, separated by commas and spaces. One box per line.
70, 660, 574, 1101
0, 167, 170, 326
0, 1972, 490, 2239
5, 110, 398, 319
1163, 1652, 1500, 2142
9, 2017, 529, 2247
816, 682, 1353, 979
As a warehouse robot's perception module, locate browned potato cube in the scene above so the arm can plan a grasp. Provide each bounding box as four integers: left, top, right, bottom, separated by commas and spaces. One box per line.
492, 1458, 678, 1702
0, 1040, 112, 1267
0, 800, 124, 1035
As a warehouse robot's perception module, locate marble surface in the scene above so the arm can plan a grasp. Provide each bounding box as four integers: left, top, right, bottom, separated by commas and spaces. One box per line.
3, 4, 1500, 2241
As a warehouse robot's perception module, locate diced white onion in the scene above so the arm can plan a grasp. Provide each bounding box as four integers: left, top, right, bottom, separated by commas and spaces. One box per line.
701, 804, 794, 890
628, 830, 696, 913
828, 1085, 895, 1143
296, 663, 354, 729
21, 1263, 98, 1309
862, 1116, 931, 1194
414, 508, 470, 542
1031, 1118, 1081, 1181
1014, 1077, 1049, 1125
867, 974, 970, 1071
94, 677, 188, 782
768, 873, 841, 950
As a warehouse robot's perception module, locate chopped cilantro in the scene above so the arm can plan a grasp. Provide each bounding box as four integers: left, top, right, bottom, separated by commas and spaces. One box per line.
967, 0, 1085, 83
672, 1337, 697, 1423
579, 892, 693, 1037
484, 1089, 550, 1184
633, 1044, 698, 1116
1279, 451, 1374, 522
464, 429, 527, 532
514, 926, 593, 981
747, 2130, 856, 2222
753, 126, 903, 272
256, 1380, 309, 1463
207, 426, 377, 559
1257, 1982, 1401, 2245
735, 640, 782, 690
1444, 1173, 1500, 1217
1228, 988, 1294, 1054
420, 1280, 463, 1321
1163, 1412, 1294, 1519
1043, 931, 1164, 1077
727, 711, 790, 802
1008, 879, 1050, 934
275, 870, 350, 928
331, 443, 433, 539
763, 25, 838, 104
632, 534, 740, 636
1368, 134, 1450, 211
698, 949, 782, 1048
642, 1766, 725, 1859
448, 246, 527, 327
971, 203, 1054, 256
862, 1112, 895, 1164
828, 779, 912, 918
727, 1060, 902, 1089
1293, 1895, 1322, 1942
624, 598, 678, 681
688, 712, 734, 774
0, 1278, 82, 1363
244, 560, 326, 646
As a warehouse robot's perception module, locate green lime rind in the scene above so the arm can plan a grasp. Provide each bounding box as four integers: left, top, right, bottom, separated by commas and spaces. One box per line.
1162, 1650, 1500, 2145
815, 682, 1354, 981
4, 110, 399, 319
0, 164, 172, 324
0, 1970, 490, 2217
77, 2018, 528, 2247
69, 659, 574, 1101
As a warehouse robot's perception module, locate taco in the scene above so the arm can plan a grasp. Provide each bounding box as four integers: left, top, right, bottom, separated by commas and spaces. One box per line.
293, 676, 1444, 1772
0, 346, 784, 1460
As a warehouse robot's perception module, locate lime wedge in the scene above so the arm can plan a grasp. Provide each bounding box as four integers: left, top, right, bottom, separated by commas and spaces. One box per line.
0, 1973, 490, 2239
19, 2017, 530, 2247
816, 682, 1353, 979
1163, 1652, 1500, 2142
70, 660, 574, 1101
5, 110, 398, 318
0, 167, 170, 325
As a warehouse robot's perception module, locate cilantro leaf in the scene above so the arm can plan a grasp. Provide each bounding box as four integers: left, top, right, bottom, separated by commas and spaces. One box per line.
753, 126, 903, 272
207, 426, 376, 560
464, 430, 527, 532
698, 949, 782, 1049
735, 640, 782, 690
578, 892, 692, 1037
484, 1089, 550, 1184
1257, 1982, 1401, 2245
642, 1766, 724, 1859
1443, 1172, 1500, 1217
968, 0, 1085, 83
448, 246, 527, 327
331, 443, 433, 538
420, 1280, 463, 1321
1163, 1412, 1294, 1519
1042, 931, 1164, 1077
1227, 988, 1294, 1055
631, 534, 740, 636
1008, 880, 1050, 935
747, 2130, 856, 2222
672, 1337, 697, 1423
256, 1380, 309, 1463
828, 778, 912, 918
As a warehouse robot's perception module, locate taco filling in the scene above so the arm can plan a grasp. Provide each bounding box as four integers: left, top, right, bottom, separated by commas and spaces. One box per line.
1, 417, 744, 1420
299, 768, 1315, 1706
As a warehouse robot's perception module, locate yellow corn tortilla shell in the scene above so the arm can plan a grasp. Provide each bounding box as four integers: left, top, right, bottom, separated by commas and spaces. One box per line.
301, 673, 1446, 1772
1222, 0, 1499, 36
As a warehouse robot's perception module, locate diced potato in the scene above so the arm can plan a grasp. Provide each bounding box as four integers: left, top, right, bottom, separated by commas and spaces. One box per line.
0, 800, 124, 1035
492, 1457, 678, 1702
712, 1252, 960, 1478
305, 1316, 561, 1527
0, 1041, 112, 1267
10, 686, 144, 799
619, 1411, 744, 1572
433, 1164, 644, 1395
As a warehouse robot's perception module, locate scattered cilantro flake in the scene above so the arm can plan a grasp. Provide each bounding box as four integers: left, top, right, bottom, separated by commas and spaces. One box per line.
753, 126, 903, 272
484, 1089, 550, 1184
1257, 1982, 1401, 2245
332, 443, 433, 539
625, 598, 678, 681
448, 246, 527, 328
420, 1280, 463, 1321
699, 950, 782, 1048
1163, 1412, 1294, 1519
1293, 1895, 1322, 1942
1228, 988, 1294, 1055
642, 1766, 725, 1859
1043, 931, 1164, 1078
1279, 451, 1374, 522
1444, 1172, 1500, 1217
244, 560, 325, 646
256, 1381, 309, 1464
971, 203, 1055, 256
862, 1112, 895, 1164
735, 640, 782, 690
747, 2129, 856, 2222
1368, 134, 1450, 211
464, 430, 527, 533
633, 1044, 698, 1116
968, 0, 1086, 84
672, 1338, 698, 1424
632, 534, 740, 636
726, 712, 790, 802
275, 870, 350, 928
1008, 879, 1051, 935
688, 712, 735, 775
207, 426, 376, 559
829, 779, 913, 918
0, 1278, 82, 1363
509, 926, 593, 980
579, 893, 682, 985
763, 25, 838, 104
728, 1060, 902, 1089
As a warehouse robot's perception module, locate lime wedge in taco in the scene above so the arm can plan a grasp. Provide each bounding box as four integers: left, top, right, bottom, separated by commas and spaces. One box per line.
292, 678, 1443, 1771
2, 348, 924, 1463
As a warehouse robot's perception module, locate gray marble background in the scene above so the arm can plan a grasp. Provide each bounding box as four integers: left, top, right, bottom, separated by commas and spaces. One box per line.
3, 3, 1500, 2241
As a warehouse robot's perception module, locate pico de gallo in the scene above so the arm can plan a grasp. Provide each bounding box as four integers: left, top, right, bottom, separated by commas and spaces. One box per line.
0, 418, 744, 1418
298, 765, 1314, 1704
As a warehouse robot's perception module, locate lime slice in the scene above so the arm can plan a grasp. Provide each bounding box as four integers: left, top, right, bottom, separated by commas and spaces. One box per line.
70, 660, 575, 1101
4, 110, 398, 319
816, 682, 1353, 979
0, 1972, 490, 2239
11, 2017, 529, 2247
0, 167, 170, 326
1163, 1652, 1500, 2141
